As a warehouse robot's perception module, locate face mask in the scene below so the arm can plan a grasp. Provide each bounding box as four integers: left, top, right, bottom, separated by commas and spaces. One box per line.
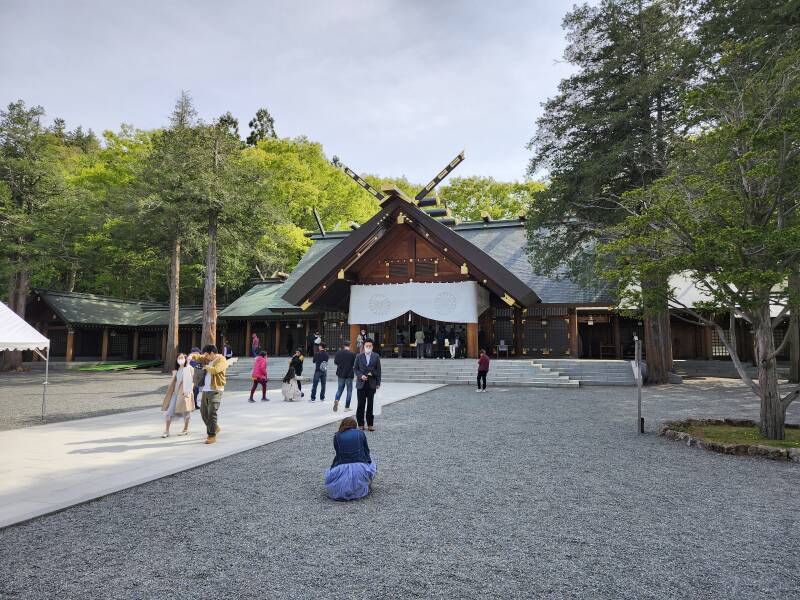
177, 358, 186, 366
364, 348, 372, 355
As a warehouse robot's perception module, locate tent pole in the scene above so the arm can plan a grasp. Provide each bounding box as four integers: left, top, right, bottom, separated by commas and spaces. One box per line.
42, 348, 49, 422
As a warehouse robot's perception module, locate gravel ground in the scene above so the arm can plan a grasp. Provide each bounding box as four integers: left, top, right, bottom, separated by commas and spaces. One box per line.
0, 370, 281, 431
0, 381, 798, 599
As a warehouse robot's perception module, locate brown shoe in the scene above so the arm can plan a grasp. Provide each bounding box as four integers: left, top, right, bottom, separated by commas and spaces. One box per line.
205, 436, 217, 445
358, 426, 365, 431
367, 426, 375, 432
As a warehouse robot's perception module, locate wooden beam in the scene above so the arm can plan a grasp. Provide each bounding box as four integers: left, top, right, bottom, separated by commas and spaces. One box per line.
569, 309, 578, 357
65, 328, 75, 363
467, 322, 478, 359
514, 307, 523, 356
161, 328, 168, 361
101, 327, 109, 362
703, 325, 713, 359
612, 314, 621, 359
132, 330, 140, 360
274, 320, 281, 357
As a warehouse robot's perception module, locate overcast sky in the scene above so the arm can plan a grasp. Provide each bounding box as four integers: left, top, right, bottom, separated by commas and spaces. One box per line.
1, 0, 580, 183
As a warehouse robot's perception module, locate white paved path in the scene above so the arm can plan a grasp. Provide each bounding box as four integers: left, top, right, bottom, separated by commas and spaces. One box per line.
0, 382, 443, 528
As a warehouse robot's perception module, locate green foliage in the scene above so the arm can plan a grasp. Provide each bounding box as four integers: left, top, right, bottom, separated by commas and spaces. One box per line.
438, 177, 543, 221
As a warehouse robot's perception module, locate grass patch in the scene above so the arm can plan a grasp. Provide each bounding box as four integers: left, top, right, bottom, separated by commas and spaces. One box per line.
679, 424, 800, 449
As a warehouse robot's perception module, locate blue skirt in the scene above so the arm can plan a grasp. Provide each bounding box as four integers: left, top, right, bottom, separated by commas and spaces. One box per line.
324, 462, 377, 501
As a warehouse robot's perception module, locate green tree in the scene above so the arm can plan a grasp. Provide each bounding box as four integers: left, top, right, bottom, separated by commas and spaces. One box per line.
606, 29, 800, 438
246, 107, 277, 146
0, 100, 66, 370
526, 0, 696, 381
439, 177, 543, 221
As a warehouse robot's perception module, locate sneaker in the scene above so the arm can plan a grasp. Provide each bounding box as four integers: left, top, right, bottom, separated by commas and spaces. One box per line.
205, 436, 217, 445
367, 426, 375, 432
215, 425, 221, 434
476, 388, 481, 393
161, 432, 169, 438
177, 430, 189, 436
344, 407, 352, 412
261, 397, 269, 402
310, 398, 316, 402
333, 400, 339, 412
248, 398, 256, 403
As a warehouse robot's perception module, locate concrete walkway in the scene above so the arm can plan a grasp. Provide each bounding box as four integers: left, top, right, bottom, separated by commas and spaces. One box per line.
0, 382, 442, 528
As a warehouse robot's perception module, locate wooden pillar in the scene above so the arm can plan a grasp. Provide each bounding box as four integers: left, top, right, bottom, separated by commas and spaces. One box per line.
612, 314, 621, 359
568, 309, 578, 357
467, 322, 478, 359
244, 320, 251, 356
161, 327, 168, 360
274, 320, 281, 356
101, 327, 109, 362
702, 325, 713, 359
65, 328, 75, 363
191, 329, 198, 350
513, 307, 524, 357
132, 330, 140, 360
349, 323, 361, 349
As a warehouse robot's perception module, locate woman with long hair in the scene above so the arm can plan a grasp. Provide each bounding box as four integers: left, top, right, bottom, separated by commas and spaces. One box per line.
324, 417, 376, 501
281, 366, 302, 402
248, 350, 268, 402
161, 352, 195, 437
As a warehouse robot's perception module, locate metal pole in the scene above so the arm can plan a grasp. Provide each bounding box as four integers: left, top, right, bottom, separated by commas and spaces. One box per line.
41, 347, 49, 422
634, 336, 643, 433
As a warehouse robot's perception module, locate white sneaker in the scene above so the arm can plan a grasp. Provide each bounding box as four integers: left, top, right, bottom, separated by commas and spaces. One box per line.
161, 432, 169, 438
476, 388, 481, 393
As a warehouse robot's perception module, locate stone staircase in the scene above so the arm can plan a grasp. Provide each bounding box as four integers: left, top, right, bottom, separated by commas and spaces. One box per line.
531, 359, 636, 386
226, 356, 578, 387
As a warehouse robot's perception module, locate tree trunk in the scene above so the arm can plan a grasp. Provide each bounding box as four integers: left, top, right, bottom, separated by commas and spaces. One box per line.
789, 273, 800, 384
2, 266, 28, 371
642, 276, 673, 384
164, 236, 181, 373
67, 265, 77, 292
753, 304, 785, 439
201, 214, 218, 348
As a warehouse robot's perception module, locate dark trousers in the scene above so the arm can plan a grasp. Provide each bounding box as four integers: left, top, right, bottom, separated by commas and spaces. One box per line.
311, 370, 326, 400
356, 386, 376, 427
437, 344, 447, 358
200, 390, 223, 436
477, 371, 487, 390
249, 379, 266, 399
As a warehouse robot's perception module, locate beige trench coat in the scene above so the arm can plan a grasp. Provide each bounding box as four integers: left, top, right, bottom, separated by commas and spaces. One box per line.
161, 367, 196, 414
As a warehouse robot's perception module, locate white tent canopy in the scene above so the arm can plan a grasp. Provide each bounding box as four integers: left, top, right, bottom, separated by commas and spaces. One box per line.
0, 301, 50, 352
1, 301, 50, 420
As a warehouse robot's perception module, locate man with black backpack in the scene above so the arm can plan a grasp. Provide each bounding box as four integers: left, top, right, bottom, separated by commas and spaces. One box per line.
310, 342, 329, 402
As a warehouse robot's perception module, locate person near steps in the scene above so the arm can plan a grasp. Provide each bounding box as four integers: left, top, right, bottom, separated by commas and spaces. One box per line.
324, 417, 376, 501
290, 349, 305, 398
354, 339, 381, 431
248, 350, 268, 402
477, 349, 490, 392
311, 342, 329, 402
161, 353, 195, 437
281, 366, 302, 401
333, 341, 356, 412
415, 328, 425, 359
193, 345, 228, 445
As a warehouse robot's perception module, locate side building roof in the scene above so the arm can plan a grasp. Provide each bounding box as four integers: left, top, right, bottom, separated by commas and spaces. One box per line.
34, 289, 205, 327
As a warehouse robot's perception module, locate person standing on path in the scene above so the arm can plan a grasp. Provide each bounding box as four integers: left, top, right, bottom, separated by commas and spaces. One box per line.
354, 339, 381, 431
281, 366, 302, 401
436, 326, 447, 359
290, 349, 305, 398
333, 341, 356, 412
477, 349, 490, 392
307, 330, 319, 357
248, 350, 268, 403
188, 346, 202, 409
415, 328, 425, 359
324, 417, 376, 501
356, 328, 366, 353
251, 333, 260, 358
310, 343, 329, 402
449, 334, 459, 359
194, 345, 228, 445
161, 353, 195, 437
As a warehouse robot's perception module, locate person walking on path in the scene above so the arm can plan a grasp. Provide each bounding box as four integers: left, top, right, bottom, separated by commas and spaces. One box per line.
311, 342, 329, 402
248, 350, 268, 403
194, 345, 228, 445
324, 417, 376, 501
307, 330, 320, 357
449, 333, 459, 359
161, 353, 195, 437
333, 341, 356, 412
415, 328, 425, 359
354, 339, 381, 431
477, 349, 490, 392
251, 333, 260, 357
281, 366, 302, 401
188, 346, 202, 409
290, 349, 305, 398
436, 326, 447, 359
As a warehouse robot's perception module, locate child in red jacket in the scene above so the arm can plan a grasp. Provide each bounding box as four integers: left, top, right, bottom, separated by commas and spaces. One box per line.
477, 349, 489, 392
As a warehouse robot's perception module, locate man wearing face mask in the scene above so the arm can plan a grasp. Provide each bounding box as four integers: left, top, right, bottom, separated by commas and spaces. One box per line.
353, 338, 381, 432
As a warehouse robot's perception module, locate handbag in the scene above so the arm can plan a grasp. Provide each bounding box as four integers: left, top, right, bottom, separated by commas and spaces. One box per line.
192, 365, 206, 387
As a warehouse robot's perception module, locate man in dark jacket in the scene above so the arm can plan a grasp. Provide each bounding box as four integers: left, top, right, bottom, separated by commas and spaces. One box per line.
353, 338, 381, 431
333, 341, 356, 412
290, 349, 304, 398
310, 342, 329, 402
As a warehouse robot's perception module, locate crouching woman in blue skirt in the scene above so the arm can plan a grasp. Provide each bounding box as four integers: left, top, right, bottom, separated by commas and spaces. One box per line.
325, 417, 376, 501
